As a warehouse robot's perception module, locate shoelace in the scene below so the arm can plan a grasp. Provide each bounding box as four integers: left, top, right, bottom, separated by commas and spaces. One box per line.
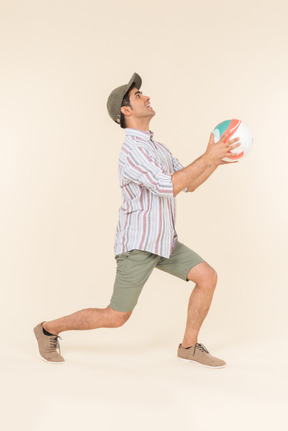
194, 343, 210, 355
49, 335, 63, 355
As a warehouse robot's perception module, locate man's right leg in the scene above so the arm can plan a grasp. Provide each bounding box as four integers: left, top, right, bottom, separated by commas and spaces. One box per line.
34, 306, 132, 363
43, 249, 157, 336
43, 306, 132, 335
34, 249, 157, 362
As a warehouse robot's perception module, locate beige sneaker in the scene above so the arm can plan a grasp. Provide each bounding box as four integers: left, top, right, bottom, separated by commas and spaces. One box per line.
33, 321, 65, 363
177, 343, 226, 368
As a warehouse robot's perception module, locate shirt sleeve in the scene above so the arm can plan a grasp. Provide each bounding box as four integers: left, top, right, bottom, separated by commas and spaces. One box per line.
171, 155, 188, 193
122, 145, 174, 198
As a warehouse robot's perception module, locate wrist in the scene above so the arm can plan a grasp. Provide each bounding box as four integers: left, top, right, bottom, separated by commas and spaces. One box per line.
213, 159, 222, 167
202, 152, 214, 168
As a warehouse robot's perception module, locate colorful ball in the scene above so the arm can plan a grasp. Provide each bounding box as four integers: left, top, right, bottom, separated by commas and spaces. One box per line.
212, 119, 253, 162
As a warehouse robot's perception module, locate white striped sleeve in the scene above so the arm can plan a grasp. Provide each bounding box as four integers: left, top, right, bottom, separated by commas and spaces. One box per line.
171, 155, 188, 193
122, 146, 174, 198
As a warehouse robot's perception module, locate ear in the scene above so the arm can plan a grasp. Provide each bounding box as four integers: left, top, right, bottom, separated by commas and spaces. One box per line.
120, 106, 132, 117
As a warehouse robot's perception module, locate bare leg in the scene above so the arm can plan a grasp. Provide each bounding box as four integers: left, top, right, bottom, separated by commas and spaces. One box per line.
43, 305, 132, 335
181, 263, 217, 347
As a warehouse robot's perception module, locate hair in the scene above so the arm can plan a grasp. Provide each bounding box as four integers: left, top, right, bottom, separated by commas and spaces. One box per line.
120, 84, 136, 129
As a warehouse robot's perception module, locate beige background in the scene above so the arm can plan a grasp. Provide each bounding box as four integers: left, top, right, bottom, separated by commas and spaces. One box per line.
1, 0, 287, 430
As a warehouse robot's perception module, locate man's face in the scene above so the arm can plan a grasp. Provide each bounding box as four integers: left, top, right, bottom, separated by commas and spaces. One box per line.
127, 87, 156, 120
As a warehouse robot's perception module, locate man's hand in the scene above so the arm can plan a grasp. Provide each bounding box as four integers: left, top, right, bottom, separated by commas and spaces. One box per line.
215, 159, 239, 166
171, 130, 241, 196
205, 130, 241, 165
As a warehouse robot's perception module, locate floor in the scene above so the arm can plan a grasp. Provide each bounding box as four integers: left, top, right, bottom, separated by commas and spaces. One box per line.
2, 323, 287, 431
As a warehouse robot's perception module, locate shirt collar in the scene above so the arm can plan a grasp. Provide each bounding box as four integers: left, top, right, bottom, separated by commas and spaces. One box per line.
125, 128, 154, 141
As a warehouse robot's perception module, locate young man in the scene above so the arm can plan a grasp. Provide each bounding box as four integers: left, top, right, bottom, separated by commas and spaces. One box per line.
34, 73, 241, 368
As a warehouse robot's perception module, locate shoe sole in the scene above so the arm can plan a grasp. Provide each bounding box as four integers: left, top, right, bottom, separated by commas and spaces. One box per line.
177, 357, 227, 368
33, 329, 65, 364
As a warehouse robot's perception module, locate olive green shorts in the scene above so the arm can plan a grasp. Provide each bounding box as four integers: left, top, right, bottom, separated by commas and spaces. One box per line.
110, 241, 206, 312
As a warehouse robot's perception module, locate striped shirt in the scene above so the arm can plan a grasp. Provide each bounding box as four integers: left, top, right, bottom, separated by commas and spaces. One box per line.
114, 128, 187, 258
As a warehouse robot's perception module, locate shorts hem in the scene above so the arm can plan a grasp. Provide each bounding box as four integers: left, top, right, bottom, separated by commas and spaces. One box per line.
185, 259, 206, 282
109, 303, 135, 313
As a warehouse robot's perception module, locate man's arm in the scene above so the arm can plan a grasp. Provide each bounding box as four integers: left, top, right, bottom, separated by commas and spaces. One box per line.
172, 154, 212, 196
186, 160, 218, 192
171, 131, 241, 197
185, 157, 242, 193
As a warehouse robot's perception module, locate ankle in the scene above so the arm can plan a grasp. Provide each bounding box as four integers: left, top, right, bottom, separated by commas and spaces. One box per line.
43, 322, 59, 336
181, 340, 197, 348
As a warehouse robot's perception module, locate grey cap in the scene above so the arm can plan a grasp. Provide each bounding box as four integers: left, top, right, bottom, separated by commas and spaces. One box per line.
107, 72, 142, 124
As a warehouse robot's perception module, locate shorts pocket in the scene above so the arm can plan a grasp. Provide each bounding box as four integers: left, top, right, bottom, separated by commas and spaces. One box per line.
115, 250, 134, 263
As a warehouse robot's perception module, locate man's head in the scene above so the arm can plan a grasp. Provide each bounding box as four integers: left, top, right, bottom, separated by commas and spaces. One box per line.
120, 86, 155, 129
107, 73, 155, 130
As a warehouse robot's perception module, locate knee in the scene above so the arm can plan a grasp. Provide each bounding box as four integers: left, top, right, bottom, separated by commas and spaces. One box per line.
187, 262, 218, 288
113, 313, 132, 328
107, 307, 133, 328
204, 267, 218, 289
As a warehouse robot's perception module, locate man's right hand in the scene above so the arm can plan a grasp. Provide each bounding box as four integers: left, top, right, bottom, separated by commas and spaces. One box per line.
204, 130, 241, 164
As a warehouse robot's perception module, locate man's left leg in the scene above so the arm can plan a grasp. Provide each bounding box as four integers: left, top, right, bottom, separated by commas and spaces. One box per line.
178, 261, 226, 368
181, 262, 217, 347
156, 242, 226, 367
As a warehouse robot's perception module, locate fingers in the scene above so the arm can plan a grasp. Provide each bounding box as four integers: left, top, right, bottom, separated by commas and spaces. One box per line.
209, 132, 239, 145
208, 131, 242, 162
229, 142, 241, 150
221, 129, 233, 143
229, 137, 240, 144
220, 160, 239, 164
227, 136, 241, 152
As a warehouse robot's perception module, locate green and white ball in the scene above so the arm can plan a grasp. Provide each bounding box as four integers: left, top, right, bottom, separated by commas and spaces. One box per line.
212, 119, 253, 162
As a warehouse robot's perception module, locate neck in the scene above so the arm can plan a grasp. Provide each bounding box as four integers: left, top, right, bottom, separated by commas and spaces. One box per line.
126, 118, 151, 132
